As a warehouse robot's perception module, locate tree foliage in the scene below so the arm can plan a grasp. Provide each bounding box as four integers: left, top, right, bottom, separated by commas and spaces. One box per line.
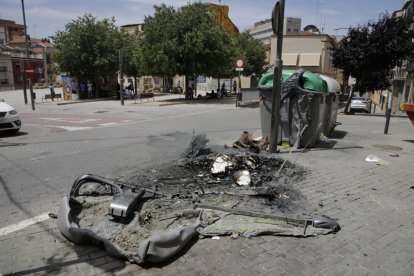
329, 13, 414, 95
140, 4, 179, 77
140, 3, 267, 79
234, 31, 267, 77
122, 32, 143, 78
52, 14, 123, 94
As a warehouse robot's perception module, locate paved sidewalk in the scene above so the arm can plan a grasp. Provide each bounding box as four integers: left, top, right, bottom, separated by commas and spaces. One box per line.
0, 111, 413, 275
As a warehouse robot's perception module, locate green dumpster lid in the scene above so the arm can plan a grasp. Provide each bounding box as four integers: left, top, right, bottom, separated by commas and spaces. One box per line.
258, 69, 328, 93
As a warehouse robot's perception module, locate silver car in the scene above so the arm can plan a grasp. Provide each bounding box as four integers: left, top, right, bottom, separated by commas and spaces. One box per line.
350, 97, 371, 113
0, 99, 21, 134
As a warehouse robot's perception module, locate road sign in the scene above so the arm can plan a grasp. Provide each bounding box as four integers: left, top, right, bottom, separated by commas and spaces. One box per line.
236, 59, 244, 68
235, 68, 244, 72
25, 66, 35, 75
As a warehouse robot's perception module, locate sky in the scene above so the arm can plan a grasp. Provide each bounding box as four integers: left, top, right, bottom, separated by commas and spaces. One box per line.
0, 0, 405, 39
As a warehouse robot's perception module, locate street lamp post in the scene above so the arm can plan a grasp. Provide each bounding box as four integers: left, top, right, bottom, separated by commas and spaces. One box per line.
21, 0, 35, 110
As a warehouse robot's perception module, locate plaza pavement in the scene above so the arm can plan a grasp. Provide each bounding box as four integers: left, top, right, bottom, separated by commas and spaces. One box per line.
0, 88, 413, 276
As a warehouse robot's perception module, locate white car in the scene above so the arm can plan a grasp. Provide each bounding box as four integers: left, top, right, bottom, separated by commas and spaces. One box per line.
350, 97, 371, 113
0, 99, 21, 134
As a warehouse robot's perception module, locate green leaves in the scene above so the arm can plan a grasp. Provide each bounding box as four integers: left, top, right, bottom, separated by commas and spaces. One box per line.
234, 31, 267, 77
52, 14, 123, 90
329, 13, 414, 93
140, 3, 267, 79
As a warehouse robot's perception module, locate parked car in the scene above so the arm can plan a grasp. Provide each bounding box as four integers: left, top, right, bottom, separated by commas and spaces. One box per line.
350, 97, 371, 113
0, 99, 21, 134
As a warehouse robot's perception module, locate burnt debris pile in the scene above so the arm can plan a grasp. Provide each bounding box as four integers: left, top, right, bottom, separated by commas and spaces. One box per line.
53, 134, 339, 265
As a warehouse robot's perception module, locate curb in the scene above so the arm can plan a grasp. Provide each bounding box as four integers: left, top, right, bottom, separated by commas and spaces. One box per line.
339, 112, 408, 118
238, 101, 259, 108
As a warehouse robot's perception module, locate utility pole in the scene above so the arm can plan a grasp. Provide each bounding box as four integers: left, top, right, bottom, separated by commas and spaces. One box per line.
269, 0, 284, 153
20, 0, 28, 105
21, 0, 35, 110
119, 49, 124, 106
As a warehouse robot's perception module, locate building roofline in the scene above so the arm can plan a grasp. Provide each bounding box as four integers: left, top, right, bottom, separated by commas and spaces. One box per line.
0, 19, 24, 29
121, 23, 143, 28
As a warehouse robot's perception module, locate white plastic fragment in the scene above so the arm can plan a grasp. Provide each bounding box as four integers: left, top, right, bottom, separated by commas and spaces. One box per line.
233, 170, 251, 186
365, 155, 380, 162
212, 236, 220, 240
211, 155, 234, 174
365, 155, 390, 166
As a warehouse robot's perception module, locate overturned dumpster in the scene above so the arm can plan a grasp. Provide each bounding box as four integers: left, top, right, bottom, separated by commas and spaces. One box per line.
53, 135, 340, 265
259, 69, 340, 148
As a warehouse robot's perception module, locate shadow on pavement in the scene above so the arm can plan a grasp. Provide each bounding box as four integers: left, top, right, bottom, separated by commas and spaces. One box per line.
0, 131, 28, 138
159, 96, 236, 106
328, 130, 348, 139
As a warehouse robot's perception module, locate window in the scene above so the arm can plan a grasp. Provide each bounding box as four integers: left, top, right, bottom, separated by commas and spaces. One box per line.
288, 28, 291, 32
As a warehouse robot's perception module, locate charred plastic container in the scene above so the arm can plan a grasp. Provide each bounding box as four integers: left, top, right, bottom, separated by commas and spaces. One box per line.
258, 70, 329, 148
319, 75, 340, 137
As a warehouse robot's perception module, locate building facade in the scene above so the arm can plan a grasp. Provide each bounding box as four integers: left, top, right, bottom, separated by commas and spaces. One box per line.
0, 18, 56, 91
248, 17, 301, 46
0, 19, 25, 45
269, 33, 338, 81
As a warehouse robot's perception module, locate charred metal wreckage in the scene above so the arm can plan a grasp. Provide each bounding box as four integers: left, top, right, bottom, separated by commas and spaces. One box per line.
52, 135, 340, 265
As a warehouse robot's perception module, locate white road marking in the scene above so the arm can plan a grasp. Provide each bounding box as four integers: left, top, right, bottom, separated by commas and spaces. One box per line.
0, 212, 50, 236
41, 117, 100, 124
99, 122, 117, 126
44, 125, 93, 131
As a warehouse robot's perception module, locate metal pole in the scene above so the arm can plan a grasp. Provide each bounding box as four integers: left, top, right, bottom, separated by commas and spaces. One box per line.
269, 0, 285, 153
119, 49, 124, 106
21, 0, 35, 110
384, 90, 392, 134
236, 71, 241, 107
22, 71, 27, 104
21, 0, 30, 105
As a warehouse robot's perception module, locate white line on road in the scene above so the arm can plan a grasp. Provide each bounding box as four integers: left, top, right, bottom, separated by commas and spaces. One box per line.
44, 125, 93, 131
0, 212, 50, 236
41, 118, 101, 124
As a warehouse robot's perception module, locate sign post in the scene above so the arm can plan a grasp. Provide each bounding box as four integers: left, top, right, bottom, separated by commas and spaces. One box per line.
269, 0, 285, 153
25, 65, 35, 110
21, 0, 35, 110
235, 59, 244, 107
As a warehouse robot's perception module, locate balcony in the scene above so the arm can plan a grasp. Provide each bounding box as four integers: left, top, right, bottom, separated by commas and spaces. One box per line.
4, 52, 43, 59
393, 67, 408, 81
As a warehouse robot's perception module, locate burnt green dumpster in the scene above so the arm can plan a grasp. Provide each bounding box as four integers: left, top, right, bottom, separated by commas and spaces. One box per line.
258, 69, 328, 148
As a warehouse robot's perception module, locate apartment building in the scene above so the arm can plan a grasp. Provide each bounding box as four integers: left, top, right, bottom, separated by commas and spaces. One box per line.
0, 19, 25, 45
248, 17, 301, 46
0, 18, 56, 90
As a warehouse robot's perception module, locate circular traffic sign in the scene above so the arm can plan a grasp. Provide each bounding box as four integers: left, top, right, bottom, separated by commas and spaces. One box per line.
236, 59, 244, 68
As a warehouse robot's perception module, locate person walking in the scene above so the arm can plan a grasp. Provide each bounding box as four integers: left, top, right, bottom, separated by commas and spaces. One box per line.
49, 83, 55, 101
87, 81, 93, 99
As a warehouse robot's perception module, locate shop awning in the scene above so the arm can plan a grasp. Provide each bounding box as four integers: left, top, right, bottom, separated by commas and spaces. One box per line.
282, 53, 298, 66
299, 53, 321, 66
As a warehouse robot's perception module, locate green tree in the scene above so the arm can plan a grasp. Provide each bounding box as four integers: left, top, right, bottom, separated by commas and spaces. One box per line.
141, 3, 237, 85
52, 14, 123, 96
122, 32, 143, 95
234, 31, 267, 77
329, 13, 414, 112
140, 4, 179, 77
